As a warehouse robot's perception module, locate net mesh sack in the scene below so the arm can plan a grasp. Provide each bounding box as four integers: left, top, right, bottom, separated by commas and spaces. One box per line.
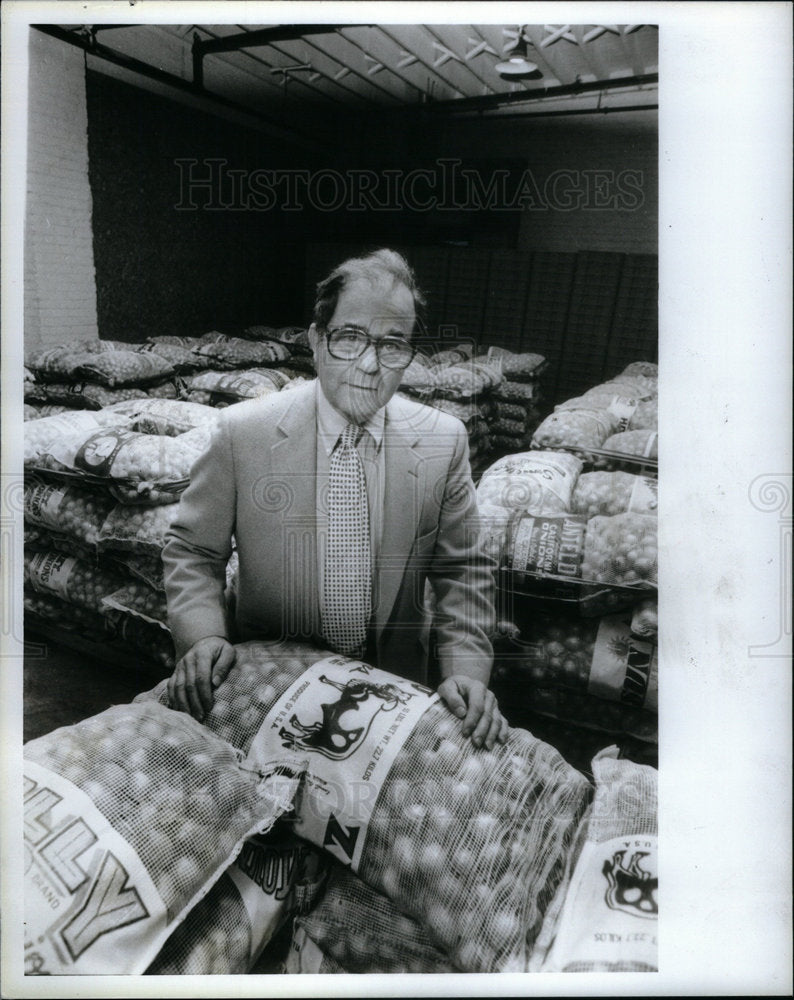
145, 827, 327, 975
102, 581, 169, 628
631, 597, 658, 641
108, 550, 165, 591
479, 347, 545, 381
285, 920, 350, 974
628, 398, 658, 432
24, 480, 115, 550
571, 471, 658, 520
477, 450, 582, 514
71, 350, 176, 387
581, 513, 657, 587
434, 359, 503, 400
103, 398, 219, 436
602, 429, 658, 460
622, 361, 658, 380
193, 337, 292, 369
137, 641, 593, 972
185, 367, 289, 405
530, 688, 657, 743
138, 341, 215, 373
117, 615, 175, 671
24, 403, 69, 420
25, 550, 131, 615
536, 751, 657, 972
35, 426, 199, 504
24, 409, 132, 468
494, 381, 539, 403
97, 502, 179, 556
532, 408, 620, 454
145, 378, 187, 400
30, 382, 151, 410
24, 588, 117, 640
24, 339, 131, 378
23, 701, 300, 974
298, 864, 454, 974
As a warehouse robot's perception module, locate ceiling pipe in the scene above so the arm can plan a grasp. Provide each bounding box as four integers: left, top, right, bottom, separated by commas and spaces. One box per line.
422, 72, 658, 113
193, 23, 371, 56
31, 24, 325, 152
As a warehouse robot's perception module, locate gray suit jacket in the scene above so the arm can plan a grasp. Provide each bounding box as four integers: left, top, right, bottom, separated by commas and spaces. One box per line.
162, 382, 495, 685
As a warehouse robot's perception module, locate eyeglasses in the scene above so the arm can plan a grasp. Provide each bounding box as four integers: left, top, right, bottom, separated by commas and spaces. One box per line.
323, 327, 416, 371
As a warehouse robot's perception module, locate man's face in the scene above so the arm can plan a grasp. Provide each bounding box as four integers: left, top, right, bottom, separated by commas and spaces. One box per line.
309, 276, 416, 425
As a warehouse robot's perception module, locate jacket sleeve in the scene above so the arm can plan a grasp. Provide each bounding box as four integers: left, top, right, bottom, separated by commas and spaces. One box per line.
427, 422, 497, 683
161, 414, 236, 661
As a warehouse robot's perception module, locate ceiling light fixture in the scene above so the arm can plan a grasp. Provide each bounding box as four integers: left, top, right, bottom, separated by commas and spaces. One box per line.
496, 28, 538, 79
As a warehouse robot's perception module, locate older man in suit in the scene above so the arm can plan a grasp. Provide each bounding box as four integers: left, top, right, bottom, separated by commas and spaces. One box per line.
163, 249, 506, 749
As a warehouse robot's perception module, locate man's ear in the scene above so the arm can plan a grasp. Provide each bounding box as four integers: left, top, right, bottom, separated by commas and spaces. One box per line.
307, 323, 320, 357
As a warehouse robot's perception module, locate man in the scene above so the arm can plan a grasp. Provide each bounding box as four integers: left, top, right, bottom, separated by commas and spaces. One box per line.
163, 249, 506, 749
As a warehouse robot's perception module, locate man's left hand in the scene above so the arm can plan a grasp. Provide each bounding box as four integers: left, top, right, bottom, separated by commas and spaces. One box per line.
437, 676, 509, 751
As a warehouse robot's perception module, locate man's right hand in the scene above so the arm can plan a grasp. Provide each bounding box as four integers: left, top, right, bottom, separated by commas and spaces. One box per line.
167, 636, 236, 721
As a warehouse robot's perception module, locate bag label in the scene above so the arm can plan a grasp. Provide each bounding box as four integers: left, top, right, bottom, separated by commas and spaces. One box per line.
543, 833, 657, 971
23, 760, 167, 975
606, 396, 639, 432
27, 551, 76, 601
509, 514, 586, 578
284, 922, 326, 974
246, 656, 437, 871
590, 615, 658, 711
628, 476, 658, 515
24, 484, 68, 528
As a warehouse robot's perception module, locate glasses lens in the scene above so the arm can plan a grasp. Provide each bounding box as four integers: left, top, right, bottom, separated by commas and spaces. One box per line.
378, 339, 414, 370
327, 328, 367, 359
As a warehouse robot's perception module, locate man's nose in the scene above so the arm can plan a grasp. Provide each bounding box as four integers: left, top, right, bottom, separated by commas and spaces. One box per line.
358, 343, 380, 373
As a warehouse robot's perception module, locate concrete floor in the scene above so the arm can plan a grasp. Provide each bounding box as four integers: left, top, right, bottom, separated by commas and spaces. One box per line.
23, 629, 167, 742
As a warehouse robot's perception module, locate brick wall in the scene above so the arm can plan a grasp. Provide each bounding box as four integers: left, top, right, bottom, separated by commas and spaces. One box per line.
24, 30, 98, 354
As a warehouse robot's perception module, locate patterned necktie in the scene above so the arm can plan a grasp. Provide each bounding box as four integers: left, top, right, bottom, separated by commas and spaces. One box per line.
322, 423, 372, 657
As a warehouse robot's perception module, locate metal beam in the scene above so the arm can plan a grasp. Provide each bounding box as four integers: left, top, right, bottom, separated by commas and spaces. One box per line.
421, 72, 658, 113
31, 24, 325, 152
194, 24, 371, 56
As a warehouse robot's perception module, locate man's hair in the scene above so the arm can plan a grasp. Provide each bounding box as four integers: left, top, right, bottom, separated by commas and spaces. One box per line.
312, 248, 426, 331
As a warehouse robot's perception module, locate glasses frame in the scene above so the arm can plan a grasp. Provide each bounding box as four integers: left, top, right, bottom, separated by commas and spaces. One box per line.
322, 326, 417, 371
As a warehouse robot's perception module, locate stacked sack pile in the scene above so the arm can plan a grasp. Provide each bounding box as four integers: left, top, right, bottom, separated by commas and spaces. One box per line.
473, 438, 658, 768
397, 344, 548, 471
22, 327, 316, 670
478, 345, 547, 456
531, 361, 658, 471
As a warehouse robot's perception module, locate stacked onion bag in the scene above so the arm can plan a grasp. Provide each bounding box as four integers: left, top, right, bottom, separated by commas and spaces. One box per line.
136, 640, 593, 973
530, 750, 658, 973
23, 701, 298, 975
146, 826, 328, 975
291, 863, 454, 974
475, 450, 583, 562
532, 363, 658, 468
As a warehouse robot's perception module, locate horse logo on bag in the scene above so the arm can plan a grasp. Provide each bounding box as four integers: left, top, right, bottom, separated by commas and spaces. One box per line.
279, 675, 414, 760
602, 848, 658, 919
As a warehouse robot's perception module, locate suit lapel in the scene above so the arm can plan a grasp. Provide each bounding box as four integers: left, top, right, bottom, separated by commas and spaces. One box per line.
270, 384, 321, 637
376, 396, 424, 636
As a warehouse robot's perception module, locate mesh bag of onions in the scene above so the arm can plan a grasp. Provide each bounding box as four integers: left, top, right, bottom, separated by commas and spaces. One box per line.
531, 749, 657, 972
23, 701, 299, 974
137, 640, 592, 972
476, 450, 582, 514
24, 550, 130, 616
571, 471, 658, 520
103, 397, 219, 437
284, 921, 350, 974
24, 480, 115, 550
295, 863, 454, 973
602, 429, 658, 460
24, 409, 132, 468
33, 425, 201, 505
532, 408, 620, 456
97, 502, 179, 557
581, 512, 657, 587
145, 826, 327, 975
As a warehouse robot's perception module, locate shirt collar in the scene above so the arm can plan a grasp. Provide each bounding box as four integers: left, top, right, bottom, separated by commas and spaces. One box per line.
316, 381, 385, 455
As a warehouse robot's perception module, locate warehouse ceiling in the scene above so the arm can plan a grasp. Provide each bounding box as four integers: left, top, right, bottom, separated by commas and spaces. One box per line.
44, 22, 658, 124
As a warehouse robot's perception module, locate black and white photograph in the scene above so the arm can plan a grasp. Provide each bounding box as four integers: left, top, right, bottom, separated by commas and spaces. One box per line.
1, 2, 791, 996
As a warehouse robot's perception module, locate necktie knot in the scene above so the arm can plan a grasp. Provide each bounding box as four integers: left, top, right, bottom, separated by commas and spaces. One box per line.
339, 423, 362, 450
